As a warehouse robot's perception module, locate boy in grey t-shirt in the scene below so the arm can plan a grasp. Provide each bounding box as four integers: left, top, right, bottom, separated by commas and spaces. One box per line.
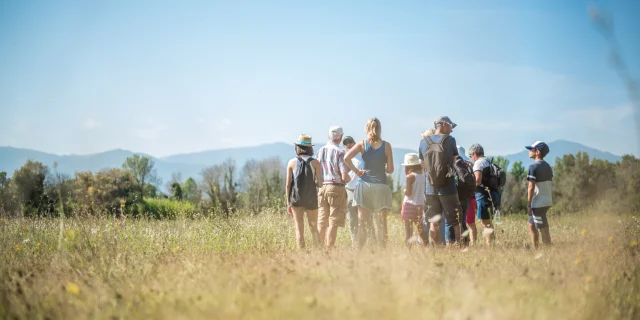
525, 141, 553, 248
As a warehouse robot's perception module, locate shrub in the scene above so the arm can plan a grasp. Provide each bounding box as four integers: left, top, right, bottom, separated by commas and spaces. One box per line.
139, 198, 197, 219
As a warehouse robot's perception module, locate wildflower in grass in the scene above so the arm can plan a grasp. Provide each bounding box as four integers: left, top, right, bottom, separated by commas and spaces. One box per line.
36, 242, 40, 247
585, 275, 592, 283
608, 236, 613, 243
66, 282, 80, 295
580, 228, 586, 236
575, 258, 581, 265
15, 244, 21, 251
631, 240, 637, 248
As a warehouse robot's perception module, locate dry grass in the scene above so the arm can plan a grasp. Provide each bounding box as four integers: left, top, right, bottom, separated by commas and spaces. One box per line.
1, 211, 639, 319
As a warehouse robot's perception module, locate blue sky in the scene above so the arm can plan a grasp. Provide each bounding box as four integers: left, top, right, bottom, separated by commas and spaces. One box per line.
1, 0, 639, 157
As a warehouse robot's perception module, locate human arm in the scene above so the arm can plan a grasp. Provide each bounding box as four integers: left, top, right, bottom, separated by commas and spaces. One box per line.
312, 160, 323, 188
527, 181, 535, 215
385, 141, 394, 174
451, 136, 459, 164
419, 140, 426, 173
339, 151, 351, 184
473, 158, 484, 187
285, 160, 294, 214
404, 174, 415, 197
474, 171, 482, 187
345, 141, 366, 177
527, 164, 537, 215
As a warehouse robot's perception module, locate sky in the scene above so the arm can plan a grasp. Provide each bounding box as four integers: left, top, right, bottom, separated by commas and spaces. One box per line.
1, 0, 639, 158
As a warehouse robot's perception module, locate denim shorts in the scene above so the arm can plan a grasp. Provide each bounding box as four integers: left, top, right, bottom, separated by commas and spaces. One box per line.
475, 190, 500, 221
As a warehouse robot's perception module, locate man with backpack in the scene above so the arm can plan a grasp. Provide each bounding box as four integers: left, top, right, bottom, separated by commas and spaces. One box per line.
316, 126, 351, 249
467, 143, 505, 245
418, 116, 463, 245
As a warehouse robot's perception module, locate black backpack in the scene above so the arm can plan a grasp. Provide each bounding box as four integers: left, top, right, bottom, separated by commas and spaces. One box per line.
487, 160, 506, 190
289, 157, 317, 207
454, 158, 476, 199
424, 135, 450, 188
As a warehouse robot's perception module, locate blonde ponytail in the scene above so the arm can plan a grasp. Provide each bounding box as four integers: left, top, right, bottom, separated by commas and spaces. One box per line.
365, 118, 382, 143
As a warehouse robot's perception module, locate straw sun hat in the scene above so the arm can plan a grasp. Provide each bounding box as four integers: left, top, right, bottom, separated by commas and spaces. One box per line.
294, 134, 315, 147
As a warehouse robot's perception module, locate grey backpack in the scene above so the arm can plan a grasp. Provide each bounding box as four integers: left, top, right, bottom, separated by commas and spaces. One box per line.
424, 135, 449, 188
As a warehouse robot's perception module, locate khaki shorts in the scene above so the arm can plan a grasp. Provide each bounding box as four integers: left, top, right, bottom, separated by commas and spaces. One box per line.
318, 184, 347, 228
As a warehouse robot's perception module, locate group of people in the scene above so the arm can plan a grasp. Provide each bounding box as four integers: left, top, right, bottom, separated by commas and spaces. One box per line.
285, 117, 553, 250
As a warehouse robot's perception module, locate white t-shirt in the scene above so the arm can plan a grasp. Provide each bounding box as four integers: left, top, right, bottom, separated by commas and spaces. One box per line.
346, 154, 362, 190
472, 157, 491, 188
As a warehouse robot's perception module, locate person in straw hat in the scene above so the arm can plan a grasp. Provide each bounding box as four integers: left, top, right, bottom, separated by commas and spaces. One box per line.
400, 153, 426, 246
285, 134, 323, 249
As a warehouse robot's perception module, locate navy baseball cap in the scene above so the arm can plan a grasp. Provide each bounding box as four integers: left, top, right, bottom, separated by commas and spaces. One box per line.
525, 141, 550, 157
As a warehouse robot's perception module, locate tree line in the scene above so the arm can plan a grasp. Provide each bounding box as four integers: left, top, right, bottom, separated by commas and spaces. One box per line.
0, 155, 285, 218
0, 152, 638, 218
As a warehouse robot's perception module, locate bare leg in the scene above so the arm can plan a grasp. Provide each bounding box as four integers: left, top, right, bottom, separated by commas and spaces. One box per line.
376, 209, 389, 247
306, 209, 320, 248
453, 224, 461, 244
292, 206, 306, 249
327, 223, 339, 248
404, 220, 412, 246
540, 227, 551, 246
469, 222, 478, 245
528, 222, 539, 249
429, 219, 440, 246
482, 219, 493, 246
357, 206, 372, 248
317, 189, 327, 248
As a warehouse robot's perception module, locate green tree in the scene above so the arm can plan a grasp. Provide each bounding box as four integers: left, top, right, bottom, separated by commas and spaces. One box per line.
122, 154, 159, 202
239, 158, 285, 214
182, 177, 201, 205
510, 161, 526, 182
201, 164, 223, 209
221, 159, 238, 216
0, 171, 11, 213
171, 182, 183, 201
11, 160, 49, 216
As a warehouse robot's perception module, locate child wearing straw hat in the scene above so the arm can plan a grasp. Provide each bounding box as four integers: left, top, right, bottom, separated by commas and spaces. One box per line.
401, 153, 426, 246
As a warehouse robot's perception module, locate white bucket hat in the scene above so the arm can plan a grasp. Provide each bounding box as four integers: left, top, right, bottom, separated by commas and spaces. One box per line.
457, 145, 470, 161
401, 153, 422, 166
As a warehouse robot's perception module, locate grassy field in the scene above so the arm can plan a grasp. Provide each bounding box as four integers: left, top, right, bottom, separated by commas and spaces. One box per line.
1, 210, 639, 319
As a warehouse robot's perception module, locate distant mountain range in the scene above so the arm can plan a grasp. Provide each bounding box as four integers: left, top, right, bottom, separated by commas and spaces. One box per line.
0, 140, 624, 189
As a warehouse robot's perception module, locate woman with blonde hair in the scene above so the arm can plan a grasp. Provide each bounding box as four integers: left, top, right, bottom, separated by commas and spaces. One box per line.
344, 118, 394, 248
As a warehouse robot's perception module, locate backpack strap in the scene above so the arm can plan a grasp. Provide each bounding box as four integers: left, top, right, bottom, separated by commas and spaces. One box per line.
438, 134, 449, 145
425, 136, 434, 146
